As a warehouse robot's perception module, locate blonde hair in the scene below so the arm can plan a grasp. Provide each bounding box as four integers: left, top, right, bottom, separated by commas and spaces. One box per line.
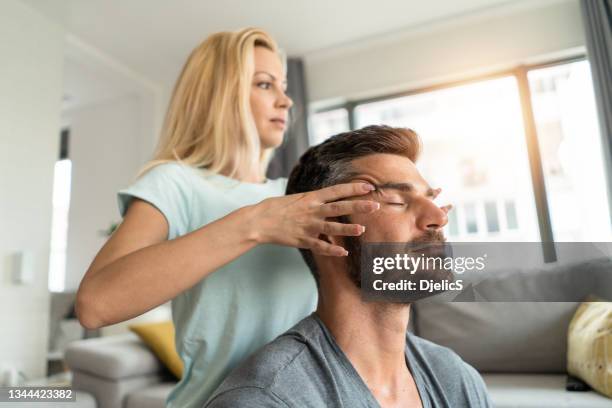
140, 28, 280, 180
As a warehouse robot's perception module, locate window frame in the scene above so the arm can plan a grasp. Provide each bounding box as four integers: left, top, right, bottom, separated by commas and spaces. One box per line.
312, 55, 591, 262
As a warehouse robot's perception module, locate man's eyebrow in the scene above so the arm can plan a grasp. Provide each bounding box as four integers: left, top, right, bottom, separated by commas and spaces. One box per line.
375, 182, 436, 197
254, 71, 287, 85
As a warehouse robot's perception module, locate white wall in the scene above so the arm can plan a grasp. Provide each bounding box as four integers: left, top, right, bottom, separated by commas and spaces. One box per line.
306, 0, 585, 103
63, 92, 157, 291
0, 0, 63, 381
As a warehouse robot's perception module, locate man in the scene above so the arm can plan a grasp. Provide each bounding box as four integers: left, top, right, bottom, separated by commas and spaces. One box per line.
205, 126, 492, 407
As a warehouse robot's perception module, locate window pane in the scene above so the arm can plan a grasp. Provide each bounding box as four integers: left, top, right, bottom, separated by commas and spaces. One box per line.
309, 108, 349, 145
505, 200, 519, 230
355, 77, 540, 241
447, 208, 459, 237
485, 201, 500, 233
528, 60, 612, 242
49, 159, 72, 292
464, 203, 478, 234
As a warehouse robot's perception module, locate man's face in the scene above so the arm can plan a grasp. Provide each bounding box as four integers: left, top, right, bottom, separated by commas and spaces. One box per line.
337, 153, 450, 287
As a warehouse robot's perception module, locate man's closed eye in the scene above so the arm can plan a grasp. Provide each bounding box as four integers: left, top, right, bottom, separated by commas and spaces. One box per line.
385, 201, 410, 207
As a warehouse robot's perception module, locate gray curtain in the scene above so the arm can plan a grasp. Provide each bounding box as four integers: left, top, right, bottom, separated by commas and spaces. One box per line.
267, 58, 310, 179
580, 0, 612, 216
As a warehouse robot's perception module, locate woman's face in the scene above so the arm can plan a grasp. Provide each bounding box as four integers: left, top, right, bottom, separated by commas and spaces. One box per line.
250, 46, 293, 149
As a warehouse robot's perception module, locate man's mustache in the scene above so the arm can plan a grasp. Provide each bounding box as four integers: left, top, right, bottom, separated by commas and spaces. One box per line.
411, 229, 446, 244
401, 229, 448, 257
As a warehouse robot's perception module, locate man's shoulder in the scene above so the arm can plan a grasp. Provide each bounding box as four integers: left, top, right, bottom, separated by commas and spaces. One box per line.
213, 330, 310, 391
205, 316, 322, 407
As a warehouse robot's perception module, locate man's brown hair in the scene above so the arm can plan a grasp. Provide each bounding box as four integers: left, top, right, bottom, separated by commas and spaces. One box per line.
286, 125, 421, 285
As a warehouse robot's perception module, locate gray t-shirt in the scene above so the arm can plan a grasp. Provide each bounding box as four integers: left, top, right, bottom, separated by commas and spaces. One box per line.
205, 313, 492, 407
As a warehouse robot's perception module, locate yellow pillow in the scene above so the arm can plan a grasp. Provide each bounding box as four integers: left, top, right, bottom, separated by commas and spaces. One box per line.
567, 299, 612, 398
130, 321, 183, 379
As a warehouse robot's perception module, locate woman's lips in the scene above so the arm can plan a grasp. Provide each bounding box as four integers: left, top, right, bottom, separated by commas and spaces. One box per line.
270, 118, 286, 128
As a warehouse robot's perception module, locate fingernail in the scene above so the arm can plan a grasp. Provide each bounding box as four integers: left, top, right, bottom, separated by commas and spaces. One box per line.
334, 248, 347, 256
344, 250, 349, 256
361, 225, 366, 233
362, 183, 375, 191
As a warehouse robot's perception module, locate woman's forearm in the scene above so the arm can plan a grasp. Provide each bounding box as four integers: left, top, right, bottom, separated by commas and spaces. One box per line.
76, 204, 259, 329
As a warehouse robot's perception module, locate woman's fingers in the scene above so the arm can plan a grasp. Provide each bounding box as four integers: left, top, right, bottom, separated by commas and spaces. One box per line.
303, 237, 348, 257
315, 221, 365, 237
317, 200, 380, 217
314, 182, 375, 203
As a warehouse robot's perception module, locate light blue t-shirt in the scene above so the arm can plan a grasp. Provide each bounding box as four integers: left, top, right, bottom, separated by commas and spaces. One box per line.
117, 162, 318, 408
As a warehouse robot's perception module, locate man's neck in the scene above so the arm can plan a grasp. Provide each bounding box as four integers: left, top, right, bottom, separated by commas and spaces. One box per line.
316, 282, 414, 404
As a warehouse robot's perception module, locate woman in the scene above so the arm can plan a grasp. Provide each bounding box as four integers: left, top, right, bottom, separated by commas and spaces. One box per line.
76, 28, 379, 407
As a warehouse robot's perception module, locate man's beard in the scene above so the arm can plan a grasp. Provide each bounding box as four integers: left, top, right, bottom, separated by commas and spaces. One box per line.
344, 228, 447, 289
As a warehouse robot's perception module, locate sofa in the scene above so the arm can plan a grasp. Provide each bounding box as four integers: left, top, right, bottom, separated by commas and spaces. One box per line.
66, 333, 175, 408
65, 257, 612, 408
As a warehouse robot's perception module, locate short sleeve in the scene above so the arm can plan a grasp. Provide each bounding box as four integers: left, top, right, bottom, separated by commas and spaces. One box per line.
117, 162, 192, 240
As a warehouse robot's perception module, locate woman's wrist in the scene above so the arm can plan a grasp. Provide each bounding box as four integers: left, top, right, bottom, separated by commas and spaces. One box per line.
235, 202, 267, 246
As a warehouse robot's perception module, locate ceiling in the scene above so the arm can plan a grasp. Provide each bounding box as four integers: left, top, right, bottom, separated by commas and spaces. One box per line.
22, 0, 541, 89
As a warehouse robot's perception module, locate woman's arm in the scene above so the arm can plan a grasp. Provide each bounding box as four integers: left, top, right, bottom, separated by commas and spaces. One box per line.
76, 198, 257, 329
76, 182, 378, 329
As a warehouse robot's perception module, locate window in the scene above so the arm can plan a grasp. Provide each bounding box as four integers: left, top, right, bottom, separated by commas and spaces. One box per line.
309, 108, 349, 145
528, 60, 611, 241
48, 129, 72, 292
447, 208, 460, 236
310, 57, 610, 253
484, 201, 500, 233
464, 203, 479, 235
504, 200, 519, 230
354, 76, 540, 241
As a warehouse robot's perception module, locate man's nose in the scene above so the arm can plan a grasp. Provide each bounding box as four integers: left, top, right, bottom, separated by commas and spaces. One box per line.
416, 199, 448, 231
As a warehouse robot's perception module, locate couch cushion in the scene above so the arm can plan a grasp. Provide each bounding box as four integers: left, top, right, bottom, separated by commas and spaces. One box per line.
483, 374, 612, 408
414, 257, 612, 373
130, 321, 183, 379
71, 369, 168, 408
126, 383, 175, 408
465, 256, 612, 302
414, 302, 578, 373
66, 333, 164, 379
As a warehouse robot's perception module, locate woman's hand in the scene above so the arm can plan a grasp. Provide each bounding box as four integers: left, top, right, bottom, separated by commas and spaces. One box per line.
249, 183, 380, 256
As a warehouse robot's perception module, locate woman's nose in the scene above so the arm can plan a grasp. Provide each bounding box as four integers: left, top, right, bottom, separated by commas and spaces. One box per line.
277, 91, 293, 109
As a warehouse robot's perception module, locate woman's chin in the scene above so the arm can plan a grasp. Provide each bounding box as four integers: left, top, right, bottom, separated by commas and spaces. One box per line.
261, 132, 285, 149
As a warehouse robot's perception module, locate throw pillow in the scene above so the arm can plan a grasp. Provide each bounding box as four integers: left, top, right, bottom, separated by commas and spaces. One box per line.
567, 298, 612, 398
130, 320, 183, 379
